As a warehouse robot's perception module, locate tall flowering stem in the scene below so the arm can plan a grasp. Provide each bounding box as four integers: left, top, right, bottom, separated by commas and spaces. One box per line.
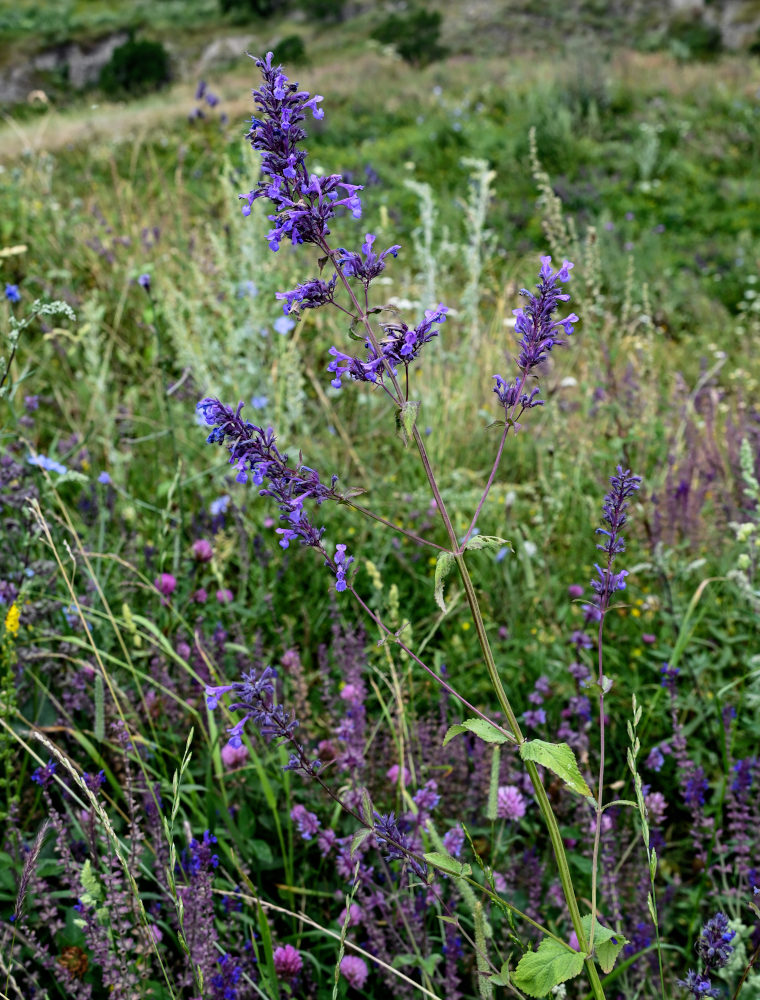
217, 53, 612, 999
588, 466, 642, 953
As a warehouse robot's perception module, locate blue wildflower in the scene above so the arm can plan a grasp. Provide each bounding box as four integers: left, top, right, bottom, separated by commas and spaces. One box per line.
31, 760, 57, 787
4, 284, 21, 303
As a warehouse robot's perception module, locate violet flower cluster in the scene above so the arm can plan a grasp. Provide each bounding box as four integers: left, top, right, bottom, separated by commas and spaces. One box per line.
590, 465, 642, 610
677, 912, 736, 998
238, 51, 361, 248
493, 256, 578, 415
196, 397, 336, 550
327, 302, 448, 391
206, 667, 322, 775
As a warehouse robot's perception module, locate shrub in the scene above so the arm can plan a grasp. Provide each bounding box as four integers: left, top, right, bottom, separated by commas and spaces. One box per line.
298, 0, 345, 22
219, 0, 286, 17
371, 6, 448, 67
272, 34, 307, 66
667, 14, 723, 60
99, 35, 171, 97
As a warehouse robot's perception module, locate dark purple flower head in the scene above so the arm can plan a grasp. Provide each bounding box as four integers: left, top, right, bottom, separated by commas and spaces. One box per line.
239, 52, 362, 247
276, 274, 337, 315
336, 233, 401, 284
327, 304, 447, 390
187, 829, 219, 875
195, 79, 207, 100
676, 969, 716, 998
697, 912, 736, 970
31, 760, 57, 787
83, 770, 106, 794
493, 256, 577, 415
372, 811, 427, 879
197, 397, 337, 551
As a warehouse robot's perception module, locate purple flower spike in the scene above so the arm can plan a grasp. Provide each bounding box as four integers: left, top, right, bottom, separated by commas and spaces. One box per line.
493, 256, 577, 417
589, 466, 641, 610
276, 274, 337, 315
239, 52, 362, 245
196, 397, 338, 552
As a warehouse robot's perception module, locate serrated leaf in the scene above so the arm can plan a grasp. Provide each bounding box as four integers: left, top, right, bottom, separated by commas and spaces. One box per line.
443, 718, 512, 747
580, 915, 627, 974
512, 937, 584, 998
397, 400, 420, 447
434, 551, 455, 613
464, 535, 511, 553
519, 739, 592, 797
423, 852, 472, 878
80, 859, 104, 903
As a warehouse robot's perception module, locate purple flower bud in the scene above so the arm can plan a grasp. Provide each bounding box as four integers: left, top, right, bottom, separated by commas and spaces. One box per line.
273, 944, 302, 980
192, 539, 213, 561
154, 573, 176, 597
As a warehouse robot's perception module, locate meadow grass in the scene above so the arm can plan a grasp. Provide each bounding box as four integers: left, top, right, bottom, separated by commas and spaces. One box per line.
1, 33, 760, 1000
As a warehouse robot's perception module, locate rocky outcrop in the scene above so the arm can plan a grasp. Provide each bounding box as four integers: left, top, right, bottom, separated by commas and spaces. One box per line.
0, 31, 129, 105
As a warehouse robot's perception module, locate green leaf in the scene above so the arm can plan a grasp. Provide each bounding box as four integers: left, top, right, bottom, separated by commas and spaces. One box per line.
489, 961, 511, 986
434, 551, 455, 613
397, 400, 420, 447
580, 915, 628, 974
519, 739, 592, 797
80, 859, 104, 904
443, 718, 512, 747
464, 535, 511, 553
423, 851, 472, 878
351, 828, 372, 857
512, 937, 585, 998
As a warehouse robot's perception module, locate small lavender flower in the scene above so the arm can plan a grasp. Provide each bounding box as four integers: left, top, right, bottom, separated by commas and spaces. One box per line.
276, 274, 337, 315
677, 970, 716, 998
137, 273, 151, 290
273, 944, 302, 980
334, 543, 354, 592
82, 771, 106, 794
493, 256, 577, 415
372, 811, 427, 878
192, 538, 213, 561
590, 466, 642, 610
696, 912, 736, 970
340, 954, 369, 990
291, 803, 321, 840
336, 233, 401, 285
197, 398, 337, 551
239, 52, 362, 248
206, 668, 321, 774
31, 760, 57, 787
327, 303, 447, 390
5, 283, 21, 302
442, 825, 466, 858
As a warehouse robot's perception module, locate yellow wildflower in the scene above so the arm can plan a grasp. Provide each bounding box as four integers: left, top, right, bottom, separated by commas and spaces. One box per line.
4, 603, 20, 637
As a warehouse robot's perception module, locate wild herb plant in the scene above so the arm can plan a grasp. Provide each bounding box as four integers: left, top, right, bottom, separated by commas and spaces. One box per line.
196, 52, 655, 999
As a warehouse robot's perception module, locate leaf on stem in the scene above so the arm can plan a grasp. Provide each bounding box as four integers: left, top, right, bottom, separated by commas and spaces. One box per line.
464, 535, 511, 553
443, 718, 513, 747
422, 851, 472, 878
519, 739, 593, 798
512, 937, 585, 997
434, 551, 455, 612
580, 914, 628, 973
396, 400, 420, 447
